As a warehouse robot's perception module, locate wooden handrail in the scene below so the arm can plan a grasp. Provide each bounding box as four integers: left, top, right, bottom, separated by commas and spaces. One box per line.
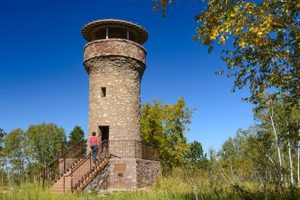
50, 140, 159, 192
68, 140, 108, 174
62, 140, 108, 192
43, 142, 86, 186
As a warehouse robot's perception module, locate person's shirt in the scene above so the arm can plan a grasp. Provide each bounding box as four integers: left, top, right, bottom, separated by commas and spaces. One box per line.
88, 135, 100, 146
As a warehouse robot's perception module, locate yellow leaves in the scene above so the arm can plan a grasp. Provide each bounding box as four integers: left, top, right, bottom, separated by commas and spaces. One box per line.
247, 15, 273, 43
245, 2, 255, 14
239, 40, 247, 48
219, 35, 226, 44
229, 6, 239, 18
257, 31, 263, 37
264, 15, 273, 27
230, 12, 236, 18
262, 1, 270, 8
258, 9, 264, 15
210, 29, 219, 40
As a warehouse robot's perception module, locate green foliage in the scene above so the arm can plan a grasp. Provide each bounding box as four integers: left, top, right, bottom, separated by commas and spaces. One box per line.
0, 124, 70, 186
253, 94, 300, 186
26, 123, 66, 168
69, 125, 86, 156
153, 0, 300, 104
185, 140, 208, 168
0, 128, 6, 180
254, 94, 300, 141
0, 128, 6, 151
69, 125, 85, 145
141, 98, 193, 172
218, 127, 270, 184
2, 128, 28, 184
3, 175, 300, 200
2, 183, 97, 200
152, 0, 174, 16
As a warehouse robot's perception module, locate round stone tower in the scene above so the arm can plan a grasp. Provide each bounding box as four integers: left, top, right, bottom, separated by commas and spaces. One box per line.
82, 19, 160, 190
82, 19, 147, 142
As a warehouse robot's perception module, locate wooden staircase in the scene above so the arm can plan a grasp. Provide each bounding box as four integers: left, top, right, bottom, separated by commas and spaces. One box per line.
73, 158, 109, 191
44, 141, 110, 193
51, 157, 109, 193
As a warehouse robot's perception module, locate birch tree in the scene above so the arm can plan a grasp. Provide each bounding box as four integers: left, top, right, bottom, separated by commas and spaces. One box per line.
153, 0, 300, 105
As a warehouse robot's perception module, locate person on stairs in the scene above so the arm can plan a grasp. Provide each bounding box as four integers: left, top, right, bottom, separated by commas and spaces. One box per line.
88, 132, 100, 162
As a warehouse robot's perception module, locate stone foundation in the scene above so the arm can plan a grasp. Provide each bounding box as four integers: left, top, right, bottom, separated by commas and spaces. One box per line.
109, 158, 138, 189
136, 159, 161, 188
84, 158, 161, 191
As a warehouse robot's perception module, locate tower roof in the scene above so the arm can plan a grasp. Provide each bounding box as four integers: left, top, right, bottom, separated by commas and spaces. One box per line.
82, 19, 148, 45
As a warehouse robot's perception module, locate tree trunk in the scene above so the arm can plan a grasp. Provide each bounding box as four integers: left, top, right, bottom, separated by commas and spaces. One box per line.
270, 107, 283, 184
297, 130, 300, 188
288, 137, 294, 186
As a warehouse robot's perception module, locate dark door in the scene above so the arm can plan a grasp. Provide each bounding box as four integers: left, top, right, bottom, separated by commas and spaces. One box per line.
99, 126, 109, 141
99, 126, 109, 157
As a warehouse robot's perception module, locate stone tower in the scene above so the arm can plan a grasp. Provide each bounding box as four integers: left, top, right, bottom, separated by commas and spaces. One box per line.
82, 19, 160, 190
82, 19, 147, 143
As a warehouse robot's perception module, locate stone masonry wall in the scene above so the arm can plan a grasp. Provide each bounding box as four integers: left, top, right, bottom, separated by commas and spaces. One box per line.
84, 58, 145, 144
83, 158, 161, 191
136, 159, 161, 188
108, 158, 137, 189
84, 39, 146, 63
84, 39, 146, 145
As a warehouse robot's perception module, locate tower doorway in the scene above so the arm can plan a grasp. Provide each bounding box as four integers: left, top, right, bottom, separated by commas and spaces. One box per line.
99, 126, 109, 157
99, 126, 109, 141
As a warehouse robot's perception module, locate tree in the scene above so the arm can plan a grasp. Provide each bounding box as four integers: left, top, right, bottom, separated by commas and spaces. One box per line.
153, 0, 300, 104
0, 128, 6, 151
69, 125, 85, 145
69, 125, 86, 156
254, 94, 300, 186
0, 128, 6, 185
141, 98, 193, 172
2, 128, 28, 185
26, 123, 66, 171
185, 140, 207, 168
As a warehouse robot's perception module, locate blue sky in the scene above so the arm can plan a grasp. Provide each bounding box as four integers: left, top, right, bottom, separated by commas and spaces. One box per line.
0, 0, 254, 153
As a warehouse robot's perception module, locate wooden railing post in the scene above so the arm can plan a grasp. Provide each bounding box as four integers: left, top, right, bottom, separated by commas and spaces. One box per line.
63, 157, 66, 173
134, 140, 136, 158
71, 174, 73, 193
90, 153, 92, 171
63, 176, 65, 193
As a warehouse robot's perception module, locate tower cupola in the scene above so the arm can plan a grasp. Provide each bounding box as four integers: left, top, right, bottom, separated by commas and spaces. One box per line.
82, 19, 148, 45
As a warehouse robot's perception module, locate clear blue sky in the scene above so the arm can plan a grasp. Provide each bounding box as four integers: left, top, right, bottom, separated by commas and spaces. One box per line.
0, 0, 254, 153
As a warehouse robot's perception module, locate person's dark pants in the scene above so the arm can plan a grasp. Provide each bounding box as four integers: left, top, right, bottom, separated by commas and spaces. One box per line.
91, 145, 98, 161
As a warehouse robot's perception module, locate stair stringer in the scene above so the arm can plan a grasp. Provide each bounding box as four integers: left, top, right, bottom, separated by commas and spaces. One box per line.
82, 160, 110, 191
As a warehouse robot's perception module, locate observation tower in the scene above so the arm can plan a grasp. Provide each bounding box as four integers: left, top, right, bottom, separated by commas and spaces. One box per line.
82, 19, 160, 189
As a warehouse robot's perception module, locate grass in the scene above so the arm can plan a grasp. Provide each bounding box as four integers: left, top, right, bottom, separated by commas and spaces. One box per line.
1, 175, 300, 200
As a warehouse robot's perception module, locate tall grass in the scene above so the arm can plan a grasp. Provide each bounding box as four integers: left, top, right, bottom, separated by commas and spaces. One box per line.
1, 173, 300, 200
0, 183, 97, 200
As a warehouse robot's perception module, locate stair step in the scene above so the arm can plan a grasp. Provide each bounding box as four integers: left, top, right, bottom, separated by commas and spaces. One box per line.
51, 158, 109, 193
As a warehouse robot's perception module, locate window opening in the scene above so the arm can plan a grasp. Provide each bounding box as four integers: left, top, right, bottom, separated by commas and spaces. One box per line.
101, 87, 106, 97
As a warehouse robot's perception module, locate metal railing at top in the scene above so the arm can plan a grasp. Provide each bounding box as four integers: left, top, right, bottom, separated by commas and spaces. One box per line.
100, 140, 160, 161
